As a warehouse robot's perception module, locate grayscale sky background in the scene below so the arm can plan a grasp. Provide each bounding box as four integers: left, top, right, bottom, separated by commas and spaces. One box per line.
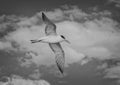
0, 0, 120, 85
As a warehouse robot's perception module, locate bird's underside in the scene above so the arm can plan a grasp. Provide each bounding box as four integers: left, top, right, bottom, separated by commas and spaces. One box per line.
42, 12, 65, 74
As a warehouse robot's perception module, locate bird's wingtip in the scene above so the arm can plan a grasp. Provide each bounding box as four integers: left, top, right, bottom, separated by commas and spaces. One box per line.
59, 71, 65, 77
57, 64, 64, 74
42, 12, 46, 20
42, 12, 45, 16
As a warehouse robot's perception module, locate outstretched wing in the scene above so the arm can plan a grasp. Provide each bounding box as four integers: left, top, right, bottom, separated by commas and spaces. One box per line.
42, 12, 57, 36
49, 43, 65, 74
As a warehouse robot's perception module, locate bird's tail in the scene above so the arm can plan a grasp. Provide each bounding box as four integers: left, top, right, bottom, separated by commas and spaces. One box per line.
30, 40, 42, 43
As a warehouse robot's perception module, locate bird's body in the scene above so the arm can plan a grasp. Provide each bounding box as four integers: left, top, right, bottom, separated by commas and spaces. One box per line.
31, 12, 70, 74
31, 35, 64, 43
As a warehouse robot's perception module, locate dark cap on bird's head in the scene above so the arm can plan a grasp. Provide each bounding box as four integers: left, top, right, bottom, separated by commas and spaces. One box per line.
60, 35, 65, 39
61, 35, 70, 44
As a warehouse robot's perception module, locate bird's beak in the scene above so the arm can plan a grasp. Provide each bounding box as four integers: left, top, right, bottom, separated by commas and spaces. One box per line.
65, 39, 70, 44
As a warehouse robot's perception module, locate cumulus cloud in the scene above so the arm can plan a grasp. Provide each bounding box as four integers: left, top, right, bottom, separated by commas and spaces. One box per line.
95, 57, 120, 84
36, 5, 89, 22
0, 75, 50, 85
108, 0, 120, 8
104, 66, 120, 79
101, 65, 120, 84
29, 69, 42, 80
1, 6, 120, 67
0, 6, 120, 83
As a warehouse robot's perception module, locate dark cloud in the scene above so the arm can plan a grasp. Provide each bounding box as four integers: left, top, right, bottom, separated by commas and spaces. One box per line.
0, 15, 19, 38
0, 50, 39, 81
0, 75, 50, 85
108, 0, 120, 7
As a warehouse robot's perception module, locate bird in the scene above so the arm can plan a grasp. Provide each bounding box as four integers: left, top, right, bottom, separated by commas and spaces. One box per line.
30, 12, 70, 74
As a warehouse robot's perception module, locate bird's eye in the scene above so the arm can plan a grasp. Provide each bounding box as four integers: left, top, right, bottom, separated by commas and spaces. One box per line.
61, 35, 65, 39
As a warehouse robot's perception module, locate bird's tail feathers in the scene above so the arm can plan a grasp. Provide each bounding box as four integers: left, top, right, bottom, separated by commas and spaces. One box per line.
30, 39, 42, 43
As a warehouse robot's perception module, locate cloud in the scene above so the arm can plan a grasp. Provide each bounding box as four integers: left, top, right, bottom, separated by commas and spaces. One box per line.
0, 41, 12, 50
29, 69, 42, 80
109, 0, 120, 4
36, 5, 89, 22
1, 6, 120, 67
0, 75, 50, 85
82, 47, 112, 59
0, 6, 120, 84
96, 57, 120, 84
104, 66, 120, 79
108, 0, 120, 8
102, 65, 120, 84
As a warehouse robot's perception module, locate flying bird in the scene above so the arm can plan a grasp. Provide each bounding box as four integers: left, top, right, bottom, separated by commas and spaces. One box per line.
31, 12, 70, 74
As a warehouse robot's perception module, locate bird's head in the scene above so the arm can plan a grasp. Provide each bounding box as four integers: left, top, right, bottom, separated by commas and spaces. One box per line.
60, 35, 70, 44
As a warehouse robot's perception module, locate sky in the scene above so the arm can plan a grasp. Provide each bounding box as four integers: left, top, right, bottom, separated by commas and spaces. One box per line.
0, 0, 120, 85
0, 0, 118, 16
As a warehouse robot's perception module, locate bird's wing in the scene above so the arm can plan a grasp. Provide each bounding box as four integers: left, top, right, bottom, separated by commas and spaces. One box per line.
49, 43, 65, 74
42, 12, 57, 36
